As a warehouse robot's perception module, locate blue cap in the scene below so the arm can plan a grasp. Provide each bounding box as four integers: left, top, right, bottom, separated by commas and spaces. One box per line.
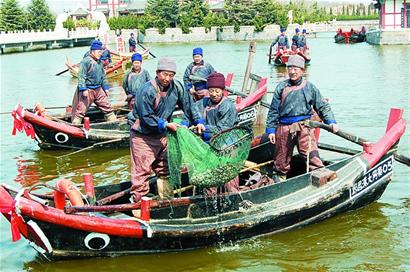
280, 27, 286, 33
131, 53, 142, 62
295, 28, 300, 33
302, 29, 307, 34
193, 47, 203, 56
90, 39, 103, 50
100, 50, 110, 60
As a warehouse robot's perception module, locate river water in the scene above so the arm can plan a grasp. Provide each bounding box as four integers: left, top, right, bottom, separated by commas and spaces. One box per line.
0, 35, 409, 271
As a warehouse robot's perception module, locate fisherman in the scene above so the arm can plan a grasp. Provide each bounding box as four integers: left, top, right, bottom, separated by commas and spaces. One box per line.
291, 28, 301, 51
272, 27, 289, 52
265, 55, 339, 182
122, 52, 151, 110
298, 29, 308, 51
201, 72, 239, 142
183, 47, 215, 106
201, 72, 240, 194
71, 40, 117, 125
100, 49, 112, 67
129, 33, 137, 53
129, 57, 206, 202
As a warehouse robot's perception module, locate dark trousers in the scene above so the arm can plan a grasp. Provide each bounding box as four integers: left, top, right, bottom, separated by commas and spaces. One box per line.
130, 131, 169, 199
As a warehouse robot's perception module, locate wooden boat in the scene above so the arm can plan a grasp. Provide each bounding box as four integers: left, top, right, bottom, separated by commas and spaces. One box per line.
65, 50, 149, 79
334, 29, 366, 44
0, 108, 406, 260
268, 48, 311, 66
11, 74, 268, 150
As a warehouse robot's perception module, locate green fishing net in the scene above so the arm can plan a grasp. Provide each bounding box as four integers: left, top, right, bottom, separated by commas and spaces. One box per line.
167, 127, 253, 189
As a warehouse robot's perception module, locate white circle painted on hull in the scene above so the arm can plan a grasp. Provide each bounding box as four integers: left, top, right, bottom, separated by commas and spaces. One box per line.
84, 233, 110, 250
55, 132, 69, 143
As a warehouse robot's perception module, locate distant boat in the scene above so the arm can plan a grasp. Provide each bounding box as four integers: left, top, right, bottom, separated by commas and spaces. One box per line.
268, 47, 311, 66
65, 49, 150, 79
334, 28, 366, 44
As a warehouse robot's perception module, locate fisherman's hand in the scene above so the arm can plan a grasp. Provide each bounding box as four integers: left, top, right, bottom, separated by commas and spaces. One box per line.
268, 133, 276, 144
166, 122, 178, 132
196, 124, 206, 134
331, 124, 339, 133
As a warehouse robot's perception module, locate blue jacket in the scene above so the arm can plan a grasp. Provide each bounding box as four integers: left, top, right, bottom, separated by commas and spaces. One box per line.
266, 78, 336, 134
122, 69, 151, 97
77, 55, 109, 92
183, 61, 215, 91
129, 37, 136, 47
202, 97, 239, 141
272, 34, 289, 48
131, 78, 204, 135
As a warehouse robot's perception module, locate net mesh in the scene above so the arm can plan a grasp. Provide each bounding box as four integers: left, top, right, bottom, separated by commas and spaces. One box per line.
167, 127, 252, 189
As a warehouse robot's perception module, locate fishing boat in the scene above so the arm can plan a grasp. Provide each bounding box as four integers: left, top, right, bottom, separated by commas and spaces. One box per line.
64, 50, 150, 79
11, 73, 268, 150
268, 48, 311, 66
334, 29, 366, 44
0, 108, 406, 260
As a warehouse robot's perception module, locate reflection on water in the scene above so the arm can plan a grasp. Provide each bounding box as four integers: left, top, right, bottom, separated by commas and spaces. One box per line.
13, 148, 130, 189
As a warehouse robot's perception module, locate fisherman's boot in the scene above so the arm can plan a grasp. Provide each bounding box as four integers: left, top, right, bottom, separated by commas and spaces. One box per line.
72, 116, 83, 125
105, 112, 117, 122
157, 177, 173, 199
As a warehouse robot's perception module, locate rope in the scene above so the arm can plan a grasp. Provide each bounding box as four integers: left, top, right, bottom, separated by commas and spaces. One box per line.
306, 127, 312, 173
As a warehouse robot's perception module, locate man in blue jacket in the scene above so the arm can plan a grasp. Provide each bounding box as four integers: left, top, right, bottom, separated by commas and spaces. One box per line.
129, 57, 206, 201
71, 40, 116, 124
183, 47, 215, 103
202, 72, 240, 194
272, 27, 289, 52
266, 55, 339, 181
122, 53, 151, 110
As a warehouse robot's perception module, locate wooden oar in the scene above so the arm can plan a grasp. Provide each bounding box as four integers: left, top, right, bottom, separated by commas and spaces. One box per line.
0, 106, 70, 115
55, 68, 69, 76
268, 44, 273, 64
308, 120, 410, 167
95, 183, 192, 206
56, 138, 125, 160
240, 160, 274, 173
137, 42, 156, 58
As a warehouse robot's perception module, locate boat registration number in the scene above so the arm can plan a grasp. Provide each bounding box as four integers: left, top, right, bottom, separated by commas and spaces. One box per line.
238, 107, 257, 123
350, 156, 393, 198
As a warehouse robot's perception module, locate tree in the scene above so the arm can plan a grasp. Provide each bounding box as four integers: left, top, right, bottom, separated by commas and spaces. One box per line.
179, 0, 209, 28
224, 0, 254, 32
251, 0, 287, 30
145, 0, 179, 28
0, 0, 26, 31
26, 0, 55, 30
203, 12, 228, 32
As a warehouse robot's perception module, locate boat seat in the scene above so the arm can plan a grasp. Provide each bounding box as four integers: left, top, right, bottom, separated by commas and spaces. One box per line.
311, 168, 337, 187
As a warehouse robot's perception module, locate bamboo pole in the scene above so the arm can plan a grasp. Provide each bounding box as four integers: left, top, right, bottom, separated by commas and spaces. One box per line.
241, 41, 257, 95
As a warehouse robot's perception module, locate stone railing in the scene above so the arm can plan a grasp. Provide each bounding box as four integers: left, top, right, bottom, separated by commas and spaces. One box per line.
119, 20, 379, 43
0, 28, 99, 44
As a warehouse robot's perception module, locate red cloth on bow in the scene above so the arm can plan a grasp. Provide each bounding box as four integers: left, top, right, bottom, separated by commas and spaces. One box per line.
11, 109, 35, 139
0, 200, 22, 242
